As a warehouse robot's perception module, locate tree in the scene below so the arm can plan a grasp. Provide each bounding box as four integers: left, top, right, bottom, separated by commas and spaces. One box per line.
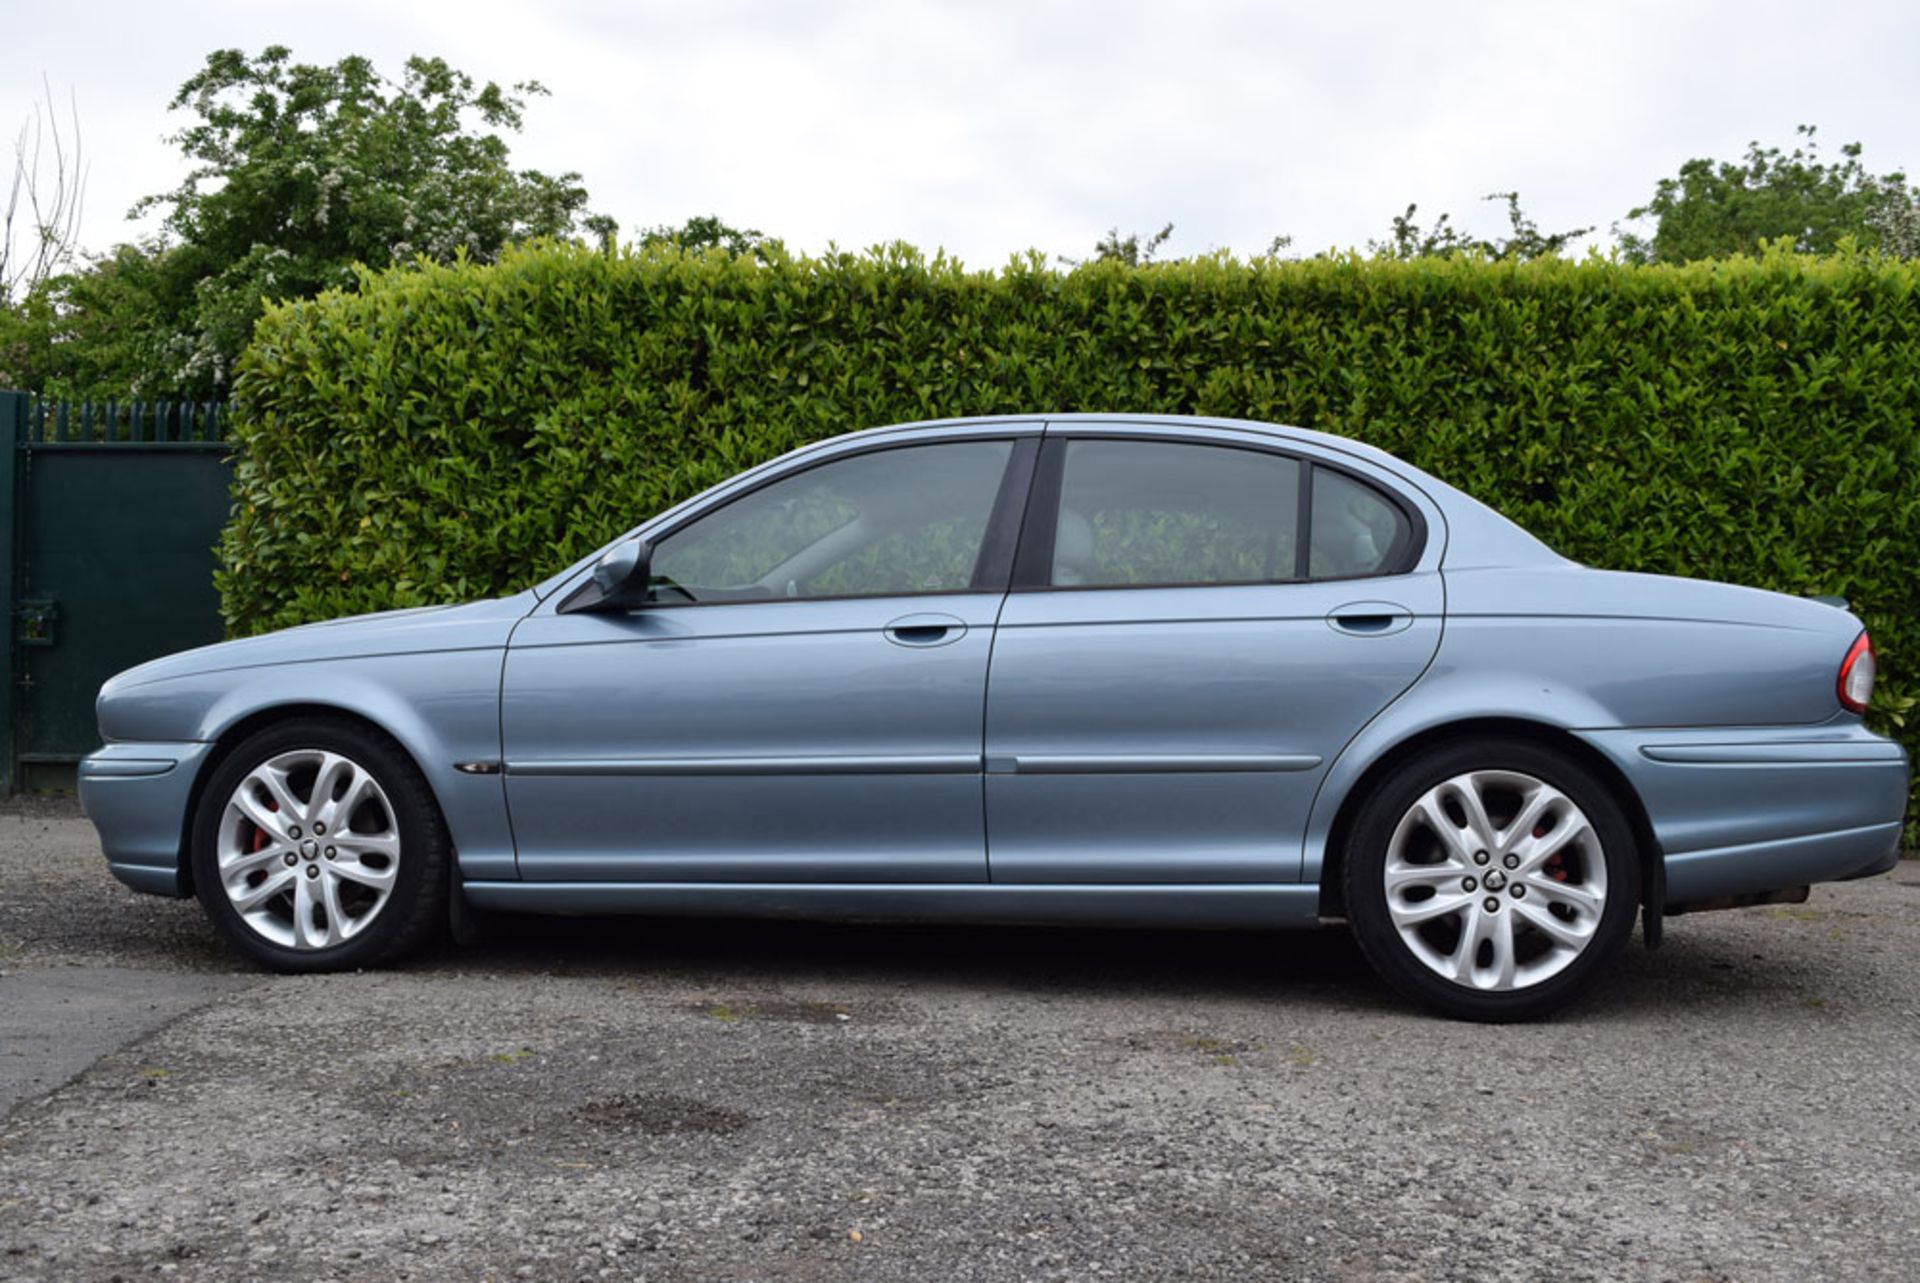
1061, 222, 1176, 267
637, 214, 781, 259
1617, 126, 1919, 263
1370, 192, 1590, 261
0, 241, 190, 398
2, 78, 86, 308
122, 45, 604, 394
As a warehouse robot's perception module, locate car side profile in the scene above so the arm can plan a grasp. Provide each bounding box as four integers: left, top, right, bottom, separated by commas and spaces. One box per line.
80, 415, 1909, 1019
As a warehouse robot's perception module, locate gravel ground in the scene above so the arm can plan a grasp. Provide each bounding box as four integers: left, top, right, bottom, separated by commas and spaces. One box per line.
2, 797, 1918, 1282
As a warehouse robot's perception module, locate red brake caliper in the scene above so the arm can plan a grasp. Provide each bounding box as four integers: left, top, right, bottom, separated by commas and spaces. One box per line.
1537, 823, 1569, 881
251, 794, 277, 853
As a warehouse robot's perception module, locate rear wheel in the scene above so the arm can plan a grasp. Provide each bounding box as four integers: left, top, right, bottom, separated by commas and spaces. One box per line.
190, 717, 447, 972
1344, 738, 1640, 1021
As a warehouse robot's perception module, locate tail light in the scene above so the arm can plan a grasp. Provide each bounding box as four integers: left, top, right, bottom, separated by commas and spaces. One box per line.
1837, 631, 1876, 714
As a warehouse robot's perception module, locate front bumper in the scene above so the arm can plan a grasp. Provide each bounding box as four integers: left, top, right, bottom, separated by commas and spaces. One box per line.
78, 741, 215, 898
1574, 724, 1908, 906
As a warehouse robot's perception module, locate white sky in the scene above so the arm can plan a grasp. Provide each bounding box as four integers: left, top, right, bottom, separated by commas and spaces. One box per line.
6, 0, 1920, 267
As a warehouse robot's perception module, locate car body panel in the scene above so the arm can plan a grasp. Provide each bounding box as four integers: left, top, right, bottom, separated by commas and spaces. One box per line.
984, 573, 1444, 882
461, 881, 1325, 928
1295, 574, 1894, 888
77, 413, 1907, 932
95, 593, 533, 705
1440, 566, 1860, 726
1661, 823, 1902, 903
88, 649, 520, 882
79, 740, 213, 895
501, 592, 1003, 882
1573, 723, 1907, 901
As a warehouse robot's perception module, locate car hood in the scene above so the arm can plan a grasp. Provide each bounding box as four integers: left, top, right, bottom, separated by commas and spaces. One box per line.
102, 592, 538, 694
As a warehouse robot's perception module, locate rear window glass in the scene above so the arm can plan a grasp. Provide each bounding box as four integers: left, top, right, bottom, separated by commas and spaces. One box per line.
1309, 468, 1409, 578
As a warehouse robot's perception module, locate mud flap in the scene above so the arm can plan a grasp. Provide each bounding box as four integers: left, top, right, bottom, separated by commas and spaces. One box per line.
1642, 846, 1666, 950
448, 871, 494, 946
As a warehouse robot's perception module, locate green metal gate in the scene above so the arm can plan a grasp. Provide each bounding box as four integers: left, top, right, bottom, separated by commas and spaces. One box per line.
1, 392, 232, 792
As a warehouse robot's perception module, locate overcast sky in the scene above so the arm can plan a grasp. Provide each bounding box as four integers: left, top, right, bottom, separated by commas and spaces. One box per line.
8, 0, 1920, 267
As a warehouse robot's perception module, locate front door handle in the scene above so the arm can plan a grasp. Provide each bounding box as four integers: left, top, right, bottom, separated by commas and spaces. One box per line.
884, 612, 967, 648
1327, 601, 1414, 637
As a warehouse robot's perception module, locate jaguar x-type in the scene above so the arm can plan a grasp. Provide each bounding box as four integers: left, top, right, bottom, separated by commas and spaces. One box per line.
81, 416, 1908, 1019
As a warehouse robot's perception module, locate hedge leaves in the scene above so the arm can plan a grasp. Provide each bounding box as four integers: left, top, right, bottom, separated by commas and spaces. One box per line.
225, 241, 1920, 813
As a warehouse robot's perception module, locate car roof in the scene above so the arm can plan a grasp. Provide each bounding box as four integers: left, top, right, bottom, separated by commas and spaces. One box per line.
848, 413, 1451, 499
837, 413, 1567, 573
852, 410, 1392, 453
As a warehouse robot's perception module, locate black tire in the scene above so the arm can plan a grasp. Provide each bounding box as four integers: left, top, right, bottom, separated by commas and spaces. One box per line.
190, 716, 448, 972
1343, 737, 1641, 1022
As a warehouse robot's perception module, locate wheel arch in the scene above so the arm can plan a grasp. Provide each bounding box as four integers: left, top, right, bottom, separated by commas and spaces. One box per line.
1313, 716, 1661, 920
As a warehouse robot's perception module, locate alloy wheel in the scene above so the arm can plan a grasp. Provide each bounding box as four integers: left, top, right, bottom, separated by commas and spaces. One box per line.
215, 749, 402, 950
1381, 769, 1608, 991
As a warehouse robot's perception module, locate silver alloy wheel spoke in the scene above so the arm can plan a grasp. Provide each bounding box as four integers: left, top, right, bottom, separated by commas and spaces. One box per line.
1383, 857, 1470, 892
253, 766, 305, 824
215, 748, 401, 950
231, 868, 297, 913
1499, 786, 1563, 850
231, 787, 288, 841
329, 855, 397, 892
1442, 777, 1499, 851
1389, 887, 1476, 928
317, 875, 350, 947
1512, 817, 1592, 874
1511, 899, 1595, 951
1446, 902, 1518, 989
1522, 874, 1603, 916
338, 831, 400, 860
222, 845, 291, 878
1384, 768, 1608, 992
1405, 792, 1476, 862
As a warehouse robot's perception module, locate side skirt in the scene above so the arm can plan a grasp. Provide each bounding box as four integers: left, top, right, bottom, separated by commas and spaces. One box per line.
461, 882, 1324, 930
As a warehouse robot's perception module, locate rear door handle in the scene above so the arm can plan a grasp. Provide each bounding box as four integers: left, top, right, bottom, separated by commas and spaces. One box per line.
884, 612, 967, 647
1327, 601, 1414, 637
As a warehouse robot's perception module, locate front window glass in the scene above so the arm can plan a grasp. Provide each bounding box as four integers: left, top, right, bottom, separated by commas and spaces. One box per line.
648, 440, 1013, 602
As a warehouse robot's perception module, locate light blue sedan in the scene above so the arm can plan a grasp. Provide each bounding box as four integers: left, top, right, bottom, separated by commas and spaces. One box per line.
80, 415, 1908, 1019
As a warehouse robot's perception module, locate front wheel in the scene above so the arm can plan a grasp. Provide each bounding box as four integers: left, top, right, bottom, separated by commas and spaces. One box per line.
190, 717, 448, 972
1343, 738, 1641, 1022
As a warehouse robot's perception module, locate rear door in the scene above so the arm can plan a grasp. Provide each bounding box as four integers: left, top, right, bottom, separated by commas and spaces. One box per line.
983, 426, 1443, 883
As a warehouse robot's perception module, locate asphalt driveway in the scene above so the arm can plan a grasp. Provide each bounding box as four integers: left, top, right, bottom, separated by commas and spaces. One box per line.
3, 796, 1918, 1282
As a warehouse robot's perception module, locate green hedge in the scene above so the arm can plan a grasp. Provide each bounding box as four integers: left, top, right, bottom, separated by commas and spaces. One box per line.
225, 242, 1920, 798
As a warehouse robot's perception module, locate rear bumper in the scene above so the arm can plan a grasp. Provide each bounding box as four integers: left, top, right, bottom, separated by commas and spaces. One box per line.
78, 741, 213, 898
1574, 724, 1908, 906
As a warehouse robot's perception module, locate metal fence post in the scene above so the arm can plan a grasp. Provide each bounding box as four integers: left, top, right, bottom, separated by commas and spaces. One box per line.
0, 391, 21, 795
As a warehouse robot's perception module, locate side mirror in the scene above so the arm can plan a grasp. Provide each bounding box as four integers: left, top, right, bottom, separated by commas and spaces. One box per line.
568, 540, 653, 613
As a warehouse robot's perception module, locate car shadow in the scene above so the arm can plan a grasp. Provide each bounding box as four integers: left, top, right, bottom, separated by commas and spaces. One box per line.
33, 868, 1842, 1021
407, 908, 1841, 1021
421, 912, 1387, 1007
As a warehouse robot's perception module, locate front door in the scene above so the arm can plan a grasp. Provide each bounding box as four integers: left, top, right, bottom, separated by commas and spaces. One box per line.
503, 434, 1034, 882
984, 431, 1443, 883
